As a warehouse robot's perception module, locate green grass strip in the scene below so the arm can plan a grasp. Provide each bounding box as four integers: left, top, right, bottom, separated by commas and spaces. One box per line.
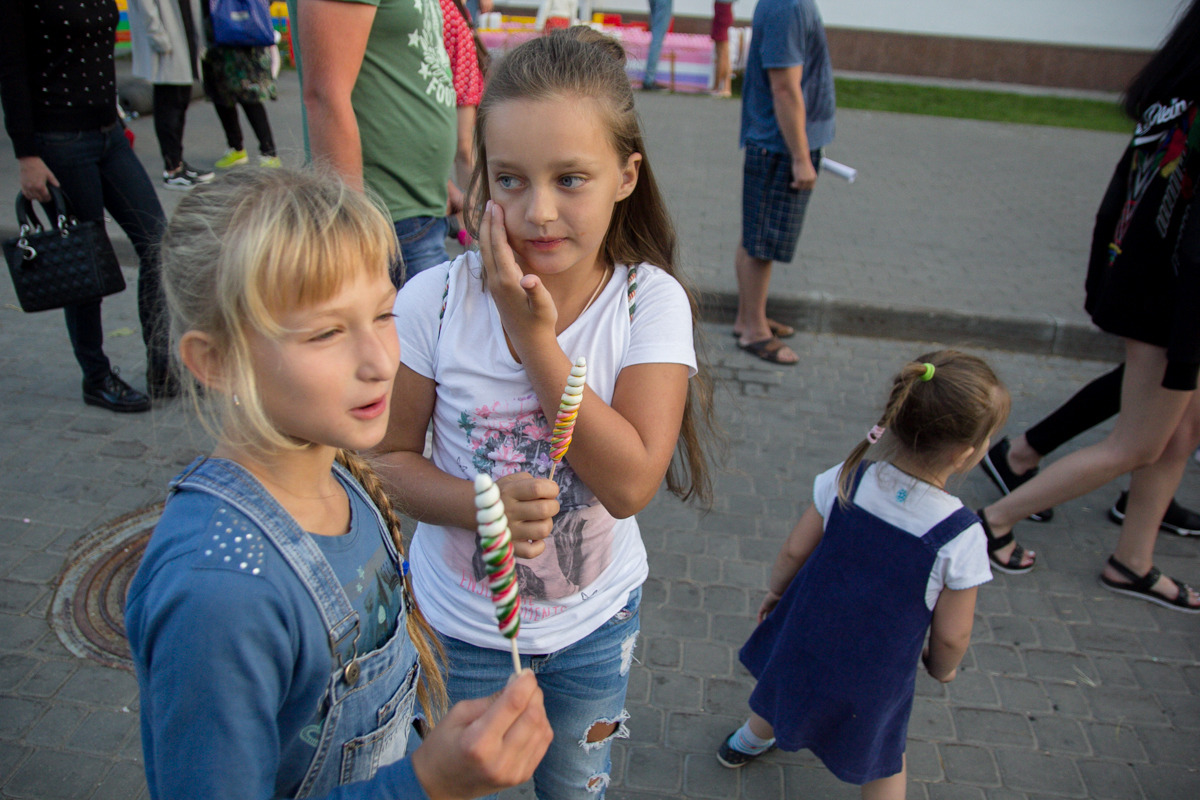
833, 77, 1132, 133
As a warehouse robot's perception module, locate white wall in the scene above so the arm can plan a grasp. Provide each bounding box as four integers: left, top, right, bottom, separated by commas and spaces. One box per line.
590, 0, 1186, 50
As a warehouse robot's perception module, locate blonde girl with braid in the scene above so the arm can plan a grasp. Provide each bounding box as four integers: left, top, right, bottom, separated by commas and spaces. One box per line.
125, 167, 551, 800
718, 350, 1009, 800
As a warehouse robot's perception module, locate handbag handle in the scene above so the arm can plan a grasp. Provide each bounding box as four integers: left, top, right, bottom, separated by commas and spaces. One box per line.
14, 185, 71, 236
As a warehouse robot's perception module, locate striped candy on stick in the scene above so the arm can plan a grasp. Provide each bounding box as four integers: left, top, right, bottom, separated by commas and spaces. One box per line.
548, 357, 587, 481
474, 473, 522, 673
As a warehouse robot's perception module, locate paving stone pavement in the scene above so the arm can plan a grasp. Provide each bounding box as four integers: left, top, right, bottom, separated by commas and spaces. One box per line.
3, 63, 1199, 800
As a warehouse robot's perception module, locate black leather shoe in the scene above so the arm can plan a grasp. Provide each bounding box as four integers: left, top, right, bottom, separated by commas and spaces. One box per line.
1109, 491, 1200, 536
83, 369, 151, 413
980, 437, 1054, 522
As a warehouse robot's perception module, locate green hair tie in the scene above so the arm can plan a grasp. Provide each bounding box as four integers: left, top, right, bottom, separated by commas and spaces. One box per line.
920, 362, 936, 381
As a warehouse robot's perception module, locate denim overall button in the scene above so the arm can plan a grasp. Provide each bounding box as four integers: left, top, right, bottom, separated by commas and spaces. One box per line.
344, 660, 360, 686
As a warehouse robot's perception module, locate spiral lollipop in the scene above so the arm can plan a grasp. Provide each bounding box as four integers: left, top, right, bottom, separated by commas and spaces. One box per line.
474, 473, 522, 673
549, 357, 587, 481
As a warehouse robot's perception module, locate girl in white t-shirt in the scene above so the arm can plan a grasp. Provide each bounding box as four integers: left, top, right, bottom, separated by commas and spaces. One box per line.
718, 351, 1009, 800
378, 27, 713, 800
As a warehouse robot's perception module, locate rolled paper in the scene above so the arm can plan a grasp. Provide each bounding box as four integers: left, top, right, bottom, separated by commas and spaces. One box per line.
474, 474, 521, 644
550, 357, 587, 470
821, 157, 857, 183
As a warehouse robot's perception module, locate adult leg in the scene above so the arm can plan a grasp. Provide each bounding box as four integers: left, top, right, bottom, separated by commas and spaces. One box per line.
96, 126, 172, 386
240, 101, 277, 157
212, 102, 245, 152
734, 246, 784, 345
153, 83, 191, 172
35, 131, 113, 384
1102, 391, 1200, 606
984, 340, 1192, 561
643, 0, 673, 88
713, 40, 731, 95
1010, 363, 1125, 470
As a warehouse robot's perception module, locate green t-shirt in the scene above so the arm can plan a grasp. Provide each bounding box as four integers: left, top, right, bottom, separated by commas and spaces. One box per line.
290, 0, 456, 222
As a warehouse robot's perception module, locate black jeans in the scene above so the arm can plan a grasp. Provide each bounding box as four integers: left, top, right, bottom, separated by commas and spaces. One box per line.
153, 83, 193, 171
34, 125, 169, 383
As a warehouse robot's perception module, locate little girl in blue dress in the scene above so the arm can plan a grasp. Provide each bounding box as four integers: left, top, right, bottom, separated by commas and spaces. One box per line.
718, 350, 1011, 800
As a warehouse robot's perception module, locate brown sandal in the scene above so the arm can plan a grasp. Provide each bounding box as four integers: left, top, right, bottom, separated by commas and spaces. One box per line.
737, 336, 798, 365
732, 318, 795, 340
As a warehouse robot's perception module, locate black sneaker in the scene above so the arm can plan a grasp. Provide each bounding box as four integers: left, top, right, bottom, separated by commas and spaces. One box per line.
83, 369, 151, 413
980, 437, 1054, 522
716, 730, 775, 768
180, 162, 214, 183
1109, 491, 1200, 536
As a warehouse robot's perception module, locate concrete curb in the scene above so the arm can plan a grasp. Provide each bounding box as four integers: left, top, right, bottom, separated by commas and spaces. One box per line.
3, 225, 1122, 363
698, 290, 1125, 363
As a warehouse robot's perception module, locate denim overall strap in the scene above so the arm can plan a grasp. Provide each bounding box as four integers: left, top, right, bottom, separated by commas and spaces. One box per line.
170, 457, 361, 660
920, 507, 981, 553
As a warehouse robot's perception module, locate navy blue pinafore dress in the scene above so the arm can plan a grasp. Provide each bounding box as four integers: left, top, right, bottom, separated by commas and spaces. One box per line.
739, 462, 979, 784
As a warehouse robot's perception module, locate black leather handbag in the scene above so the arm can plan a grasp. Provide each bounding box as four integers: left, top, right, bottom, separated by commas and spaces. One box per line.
3, 187, 126, 313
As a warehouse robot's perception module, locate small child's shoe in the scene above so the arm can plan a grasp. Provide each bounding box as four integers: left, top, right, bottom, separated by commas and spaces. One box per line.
215, 148, 248, 169
716, 730, 775, 768
259, 155, 282, 168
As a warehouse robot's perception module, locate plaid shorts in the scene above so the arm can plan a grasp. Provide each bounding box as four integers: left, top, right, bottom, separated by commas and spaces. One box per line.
741, 145, 822, 263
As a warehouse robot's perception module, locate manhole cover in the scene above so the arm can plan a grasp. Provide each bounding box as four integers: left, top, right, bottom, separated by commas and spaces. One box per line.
50, 503, 162, 672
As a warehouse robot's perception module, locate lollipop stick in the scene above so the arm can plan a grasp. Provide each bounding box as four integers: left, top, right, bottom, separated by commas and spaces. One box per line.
510, 639, 521, 675
548, 462, 557, 482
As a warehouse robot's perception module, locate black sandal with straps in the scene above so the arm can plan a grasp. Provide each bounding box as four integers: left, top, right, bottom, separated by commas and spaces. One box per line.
1100, 555, 1200, 614
976, 508, 1035, 574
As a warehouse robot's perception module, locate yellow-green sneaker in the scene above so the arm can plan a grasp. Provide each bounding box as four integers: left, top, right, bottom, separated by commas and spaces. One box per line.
259, 155, 282, 168
214, 148, 248, 169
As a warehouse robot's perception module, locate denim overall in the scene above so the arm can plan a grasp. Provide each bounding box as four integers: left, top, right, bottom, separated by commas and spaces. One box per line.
170, 458, 421, 798
740, 462, 978, 785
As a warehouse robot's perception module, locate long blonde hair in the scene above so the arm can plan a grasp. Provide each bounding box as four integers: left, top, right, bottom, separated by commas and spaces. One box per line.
466, 27, 716, 504
838, 350, 1011, 503
160, 167, 446, 717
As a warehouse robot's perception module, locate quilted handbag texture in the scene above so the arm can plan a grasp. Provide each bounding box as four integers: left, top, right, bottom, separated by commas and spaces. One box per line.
3, 188, 126, 313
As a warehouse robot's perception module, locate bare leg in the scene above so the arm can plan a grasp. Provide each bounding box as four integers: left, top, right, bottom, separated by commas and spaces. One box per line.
747, 711, 774, 740
861, 756, 906, 800
1104, 391, 1200, 604
985, 340, 1193, 563
713, 40, 731, 95
734, 245, 798, 362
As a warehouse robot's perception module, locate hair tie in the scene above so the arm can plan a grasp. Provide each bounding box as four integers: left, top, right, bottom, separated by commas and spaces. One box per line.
920, 363, 935, 381
866, 425, 886, 444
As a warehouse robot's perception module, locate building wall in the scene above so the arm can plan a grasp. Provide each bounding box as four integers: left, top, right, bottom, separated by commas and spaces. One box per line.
538, 0, 1187, 91
590, 0, 1183, 50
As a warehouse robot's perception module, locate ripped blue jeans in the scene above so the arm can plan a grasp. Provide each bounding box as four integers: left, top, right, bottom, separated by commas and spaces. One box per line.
438, 586, 641, 799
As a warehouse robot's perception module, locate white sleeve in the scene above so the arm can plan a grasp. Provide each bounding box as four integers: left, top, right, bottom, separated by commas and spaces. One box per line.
394, 261, 453, 380
937, 524, 993, 591
811, 462, 845, 521
625, 265, 697, 376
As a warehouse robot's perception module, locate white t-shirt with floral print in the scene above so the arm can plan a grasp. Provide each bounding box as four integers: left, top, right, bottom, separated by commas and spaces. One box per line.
395, 252, 697, 652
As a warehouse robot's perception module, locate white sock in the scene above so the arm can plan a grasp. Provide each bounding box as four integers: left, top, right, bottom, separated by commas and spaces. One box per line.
730, 721, 775, 754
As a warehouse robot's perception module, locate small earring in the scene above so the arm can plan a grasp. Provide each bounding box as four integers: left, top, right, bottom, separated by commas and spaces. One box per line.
232, 393, 241, 407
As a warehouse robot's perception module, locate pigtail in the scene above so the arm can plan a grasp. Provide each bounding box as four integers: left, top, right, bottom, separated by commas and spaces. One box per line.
836, 352, 1010, 504
336, 450, 449, 721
